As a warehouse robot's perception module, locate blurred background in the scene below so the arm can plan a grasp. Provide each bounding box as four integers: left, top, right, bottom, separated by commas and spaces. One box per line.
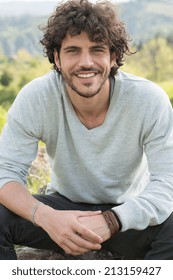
0, 0, 173, 192
1, 0, 173, 120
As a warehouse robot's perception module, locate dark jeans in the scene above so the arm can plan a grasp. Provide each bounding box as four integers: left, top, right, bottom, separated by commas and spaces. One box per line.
0, 192, 173, 260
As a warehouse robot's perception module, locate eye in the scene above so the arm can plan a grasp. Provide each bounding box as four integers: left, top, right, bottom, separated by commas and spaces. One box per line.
65, 47, 79, 54
92, 46, 107, 53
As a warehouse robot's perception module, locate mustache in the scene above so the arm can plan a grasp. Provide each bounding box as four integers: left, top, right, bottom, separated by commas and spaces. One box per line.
74, 67, 100, 74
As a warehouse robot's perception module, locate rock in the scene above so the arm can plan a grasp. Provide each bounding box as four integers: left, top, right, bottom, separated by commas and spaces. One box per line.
16, 247, 125, 260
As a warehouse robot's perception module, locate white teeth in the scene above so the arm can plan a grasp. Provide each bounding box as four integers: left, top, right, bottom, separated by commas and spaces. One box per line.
77, 73, 95, 78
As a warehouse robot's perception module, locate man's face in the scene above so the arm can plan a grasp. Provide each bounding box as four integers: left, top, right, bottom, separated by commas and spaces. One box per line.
54, 31, 115, 99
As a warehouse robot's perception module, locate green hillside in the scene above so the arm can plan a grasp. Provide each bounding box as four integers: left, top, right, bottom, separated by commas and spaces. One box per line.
0, 0, 173, 56
120, 0, 173, 43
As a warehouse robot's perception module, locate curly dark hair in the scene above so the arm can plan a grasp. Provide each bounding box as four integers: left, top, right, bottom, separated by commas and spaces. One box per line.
39, 0, 133, 76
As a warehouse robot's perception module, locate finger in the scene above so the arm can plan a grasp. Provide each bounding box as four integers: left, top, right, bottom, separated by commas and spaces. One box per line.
61, 230, 102, 256
73, 232, 102, 251
77, 210, 102, 217
62, 240, 91, 256
76, 224, 103, 243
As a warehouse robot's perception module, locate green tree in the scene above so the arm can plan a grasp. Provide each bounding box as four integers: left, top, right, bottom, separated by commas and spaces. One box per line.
139, 37, 173, 81
0, 69, 13, 86
125, 37, 173, 82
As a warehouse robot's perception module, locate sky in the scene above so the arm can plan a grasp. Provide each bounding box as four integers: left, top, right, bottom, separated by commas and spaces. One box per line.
0, 0, 129, 2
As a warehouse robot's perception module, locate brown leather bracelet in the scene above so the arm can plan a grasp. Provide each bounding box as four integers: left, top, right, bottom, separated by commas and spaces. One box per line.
102, 210, 120, 236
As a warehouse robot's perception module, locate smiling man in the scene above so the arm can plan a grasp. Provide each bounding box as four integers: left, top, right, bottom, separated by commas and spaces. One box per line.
54, 32, 115, 99
0, 0, 173, 260
54, 31, 115, 128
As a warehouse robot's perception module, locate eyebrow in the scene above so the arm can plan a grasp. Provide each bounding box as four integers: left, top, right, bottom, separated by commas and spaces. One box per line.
91, 45, 108, 50
62, 44, 108, 51
63, 46, 80, 51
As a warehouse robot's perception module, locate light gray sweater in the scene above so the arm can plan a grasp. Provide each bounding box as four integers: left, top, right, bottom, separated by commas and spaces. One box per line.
1, 70, 173, 231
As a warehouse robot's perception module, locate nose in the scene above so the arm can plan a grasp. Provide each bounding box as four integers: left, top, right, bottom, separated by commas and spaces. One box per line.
78, 51, 94, 68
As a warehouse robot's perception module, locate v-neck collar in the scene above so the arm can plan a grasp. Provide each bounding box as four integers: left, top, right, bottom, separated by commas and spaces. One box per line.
62, 75, 120, 133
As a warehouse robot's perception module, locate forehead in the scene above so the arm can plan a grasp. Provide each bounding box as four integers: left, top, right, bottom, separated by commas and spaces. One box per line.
61, 31, 109, 49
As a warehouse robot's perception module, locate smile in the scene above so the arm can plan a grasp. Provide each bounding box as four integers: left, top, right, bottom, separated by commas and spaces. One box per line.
76, 73, 97, 78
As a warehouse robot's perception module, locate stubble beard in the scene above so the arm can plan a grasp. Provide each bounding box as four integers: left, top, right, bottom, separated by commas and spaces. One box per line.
62, 70, 109, 99
66, 80, 104, 99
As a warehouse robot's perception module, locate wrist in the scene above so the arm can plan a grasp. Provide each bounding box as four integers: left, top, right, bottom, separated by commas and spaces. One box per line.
102, 210, 120, 236
32, 202, 51, 227
110, 210, 122, 231
30, 201, 43, 226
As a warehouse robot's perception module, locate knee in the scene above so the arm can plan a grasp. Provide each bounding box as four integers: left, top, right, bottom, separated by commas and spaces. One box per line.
163, 212, 173, 231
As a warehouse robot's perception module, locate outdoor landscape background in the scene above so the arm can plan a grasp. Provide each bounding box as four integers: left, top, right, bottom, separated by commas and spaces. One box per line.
0, 0, 173, 191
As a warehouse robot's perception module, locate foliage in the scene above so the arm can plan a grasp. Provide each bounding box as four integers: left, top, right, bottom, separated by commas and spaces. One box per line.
123, 36, 173, 105
158, 81, 173, 106
120, 0, 173, 44
0, 16, 46, 57
1, 1, 173, 56
0, 69, 13, 86
27, 147, 50, 194
124, 37, 173, 80
0, 106, 7, 133
0, 50, 51, 109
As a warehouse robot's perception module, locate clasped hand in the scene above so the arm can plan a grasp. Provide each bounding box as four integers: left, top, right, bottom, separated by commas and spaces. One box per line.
37, 206, 111, 256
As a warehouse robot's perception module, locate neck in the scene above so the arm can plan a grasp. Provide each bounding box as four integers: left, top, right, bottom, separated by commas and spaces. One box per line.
67, 79, 110, 129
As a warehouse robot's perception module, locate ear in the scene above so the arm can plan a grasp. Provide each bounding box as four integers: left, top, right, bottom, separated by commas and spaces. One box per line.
54, 49, 61, 69
110, 52, 116, 68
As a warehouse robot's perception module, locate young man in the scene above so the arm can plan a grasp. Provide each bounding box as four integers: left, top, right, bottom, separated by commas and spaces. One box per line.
0, 0, 173, 260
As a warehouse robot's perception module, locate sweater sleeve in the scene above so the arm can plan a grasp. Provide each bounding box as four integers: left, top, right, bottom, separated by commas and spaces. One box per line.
0, 84, 42, 189
113, 92, 173, 231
